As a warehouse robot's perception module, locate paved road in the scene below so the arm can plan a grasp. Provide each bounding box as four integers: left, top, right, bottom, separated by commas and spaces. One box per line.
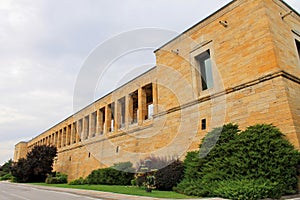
0, 182, 102, 200
3, 181, 300, 200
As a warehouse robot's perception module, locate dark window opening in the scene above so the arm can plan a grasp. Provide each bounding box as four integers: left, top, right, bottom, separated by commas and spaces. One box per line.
84, 115, 89, 139
296, 40, 300, 60
201, 119, 207, 130
58, 129, 62, 148
91, 111, 97, 137
67, 124, 72, 145
129, 90, 138, 124
118, 97, 126, 129
143, 84, 153, 120
108, 103, 115, 132
99, 107, 105, 134
116, 146, 119, 153
55, 131, 58, 147
78, 119, 83, 142
196, 50, 213, 91
73, 122, 77, 143
63, 127, 67, 147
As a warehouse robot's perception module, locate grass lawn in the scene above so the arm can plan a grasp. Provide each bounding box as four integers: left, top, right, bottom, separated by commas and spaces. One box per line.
30, 183, 194, 199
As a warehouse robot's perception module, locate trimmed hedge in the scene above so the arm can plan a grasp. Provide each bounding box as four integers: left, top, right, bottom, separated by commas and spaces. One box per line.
0, 173, 13, 181
69, 177, 87, 185
86, 162, 134, 185
45, 172, 68, 184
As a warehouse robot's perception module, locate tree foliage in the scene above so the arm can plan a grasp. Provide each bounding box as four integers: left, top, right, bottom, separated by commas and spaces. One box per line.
11, 145, 57, 182
175, 124, 300, 199
0, 159, 13, 178
155, 159, 184, 191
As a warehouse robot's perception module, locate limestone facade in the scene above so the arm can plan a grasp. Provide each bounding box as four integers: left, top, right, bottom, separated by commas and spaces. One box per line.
14, 0, 300, 180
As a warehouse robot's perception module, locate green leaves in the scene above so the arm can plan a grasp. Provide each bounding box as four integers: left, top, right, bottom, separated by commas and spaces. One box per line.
176, 123, 300, 199
86, 162, 135, 185
11, 145, 57, 183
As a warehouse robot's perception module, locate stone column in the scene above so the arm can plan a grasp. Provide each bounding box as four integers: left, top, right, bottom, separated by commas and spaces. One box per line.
105, 105, 110, 134
125, 95, 131, 129
153, 81, 158, 115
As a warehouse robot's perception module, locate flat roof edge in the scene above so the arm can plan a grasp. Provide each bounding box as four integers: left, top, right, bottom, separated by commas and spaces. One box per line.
154, 0, 238, 53
154, 0, 300, 53
27, 66, 157, 143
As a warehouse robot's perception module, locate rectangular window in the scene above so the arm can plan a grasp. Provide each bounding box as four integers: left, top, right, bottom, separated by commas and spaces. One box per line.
196, 50, 213, 90
201, 118, 206, 130
296, 39, 300, 60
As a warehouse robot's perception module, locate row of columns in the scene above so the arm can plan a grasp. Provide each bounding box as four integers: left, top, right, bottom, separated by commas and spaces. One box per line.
28, 83, 156, 150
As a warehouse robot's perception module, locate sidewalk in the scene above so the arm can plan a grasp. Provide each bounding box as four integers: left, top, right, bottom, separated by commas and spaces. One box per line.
18, 183, 300, 200
25, 183, 226, 200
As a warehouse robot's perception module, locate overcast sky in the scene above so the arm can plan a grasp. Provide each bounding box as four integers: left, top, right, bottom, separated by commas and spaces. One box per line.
0, 0, 299, 165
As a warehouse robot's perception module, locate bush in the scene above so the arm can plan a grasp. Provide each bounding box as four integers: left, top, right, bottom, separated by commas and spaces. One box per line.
155, 160, 184, 191
86, 162, 135, 185
45, 172, 68, 184
176, 124, 300, 199
0, 173, 13, 181
68, 177, 87, 185
135, 173, 147, 187
212, 179, 283, 200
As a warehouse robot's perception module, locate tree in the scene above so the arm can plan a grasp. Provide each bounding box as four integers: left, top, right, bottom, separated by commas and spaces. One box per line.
175, 124, 300, 199
155, 159, 184, 191
11, 145, 57, 182
0, 159, 13, 176
10, 158, 30, 182
0, 159, 12, 173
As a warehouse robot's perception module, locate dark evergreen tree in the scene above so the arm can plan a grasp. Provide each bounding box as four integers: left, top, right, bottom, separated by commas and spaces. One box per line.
0, 159, 13, 177
11, 145, 57, 182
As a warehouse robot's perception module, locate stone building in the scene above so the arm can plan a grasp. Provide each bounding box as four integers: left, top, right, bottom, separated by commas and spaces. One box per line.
14, 0, 300, 180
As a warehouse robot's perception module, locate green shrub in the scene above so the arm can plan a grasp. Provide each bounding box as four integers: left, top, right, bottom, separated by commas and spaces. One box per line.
0, 173, 13, 181
176, 124, 300, 199
135, 173, 147, 187
86, 162, 135, 185
131, 179, 136, 186
212, 179, 283, 200
155, 159, 184, 191
45, 172, 67, 184
68, 177, 87, 185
